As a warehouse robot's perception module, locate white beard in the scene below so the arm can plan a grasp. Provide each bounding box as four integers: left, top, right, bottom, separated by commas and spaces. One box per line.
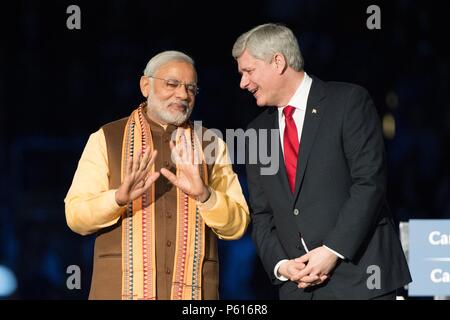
147, 94, 192, 126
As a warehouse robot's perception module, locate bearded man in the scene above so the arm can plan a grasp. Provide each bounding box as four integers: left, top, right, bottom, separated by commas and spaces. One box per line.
65, 51, 250, 300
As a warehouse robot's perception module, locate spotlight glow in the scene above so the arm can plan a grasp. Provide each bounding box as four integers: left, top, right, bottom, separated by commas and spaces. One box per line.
0, 265, 17, 297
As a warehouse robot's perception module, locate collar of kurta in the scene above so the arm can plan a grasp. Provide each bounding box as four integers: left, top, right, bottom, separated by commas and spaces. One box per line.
121, 102, 208, 300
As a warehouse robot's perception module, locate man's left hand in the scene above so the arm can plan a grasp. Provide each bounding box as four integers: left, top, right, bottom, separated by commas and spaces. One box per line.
160, 132, 210, 202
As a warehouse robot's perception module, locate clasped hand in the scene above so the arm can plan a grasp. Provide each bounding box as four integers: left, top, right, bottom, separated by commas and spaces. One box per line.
278, 246, 338, 289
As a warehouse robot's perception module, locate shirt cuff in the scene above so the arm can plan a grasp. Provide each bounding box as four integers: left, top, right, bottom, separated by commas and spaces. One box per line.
102, 189, 127, 224
323, 245, 345, 259
274, 259, 289, 281
196, 188, 217, 211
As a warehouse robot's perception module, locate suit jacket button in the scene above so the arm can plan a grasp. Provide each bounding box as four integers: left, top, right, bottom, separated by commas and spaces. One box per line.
293, 209, 299, 216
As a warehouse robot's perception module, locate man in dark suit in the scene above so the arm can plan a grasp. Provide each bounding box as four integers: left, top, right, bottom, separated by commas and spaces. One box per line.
232, 23, 411, 299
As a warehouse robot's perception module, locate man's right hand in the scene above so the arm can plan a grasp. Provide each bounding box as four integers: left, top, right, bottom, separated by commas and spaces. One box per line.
115, 149, 160, 206
278, 259, 307, 281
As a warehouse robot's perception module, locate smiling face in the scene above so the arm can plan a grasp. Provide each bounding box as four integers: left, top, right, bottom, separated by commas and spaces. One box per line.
237, 49, 283, 107
140, 60, 197, 126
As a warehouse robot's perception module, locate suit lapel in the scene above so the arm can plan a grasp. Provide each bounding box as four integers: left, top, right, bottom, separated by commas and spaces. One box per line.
293, 77, 326, 201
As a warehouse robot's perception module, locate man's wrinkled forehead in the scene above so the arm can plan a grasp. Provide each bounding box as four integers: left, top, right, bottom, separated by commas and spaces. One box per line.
154, 60, 197, 82
237, 50, 262, 74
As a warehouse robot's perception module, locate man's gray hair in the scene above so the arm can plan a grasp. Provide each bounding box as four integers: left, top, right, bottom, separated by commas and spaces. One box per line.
143, 50, 195, 76
232, 23, 304, 71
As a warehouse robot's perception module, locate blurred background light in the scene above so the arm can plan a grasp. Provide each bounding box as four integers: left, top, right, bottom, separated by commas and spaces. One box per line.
0, 265, 17, 297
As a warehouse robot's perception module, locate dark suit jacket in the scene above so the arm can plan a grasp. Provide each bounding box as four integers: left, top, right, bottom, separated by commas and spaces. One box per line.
246, 76, 411, 299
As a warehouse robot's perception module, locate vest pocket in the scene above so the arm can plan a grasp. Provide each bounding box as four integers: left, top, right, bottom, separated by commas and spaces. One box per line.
98, 253, 121, 258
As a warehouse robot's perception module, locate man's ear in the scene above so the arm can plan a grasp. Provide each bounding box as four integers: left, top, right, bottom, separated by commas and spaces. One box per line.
272, 53, 288, 74
140, 76, 150, 98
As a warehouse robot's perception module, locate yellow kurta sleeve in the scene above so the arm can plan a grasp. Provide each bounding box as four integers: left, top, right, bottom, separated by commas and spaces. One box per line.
64, 129, 125, 236
197, 137, 250, 240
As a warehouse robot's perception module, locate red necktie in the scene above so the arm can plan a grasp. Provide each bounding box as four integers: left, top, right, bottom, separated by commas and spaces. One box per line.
283, 105, 299, 193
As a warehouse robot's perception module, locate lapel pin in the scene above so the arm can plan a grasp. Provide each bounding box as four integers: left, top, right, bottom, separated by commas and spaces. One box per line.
312, 108, 318, 114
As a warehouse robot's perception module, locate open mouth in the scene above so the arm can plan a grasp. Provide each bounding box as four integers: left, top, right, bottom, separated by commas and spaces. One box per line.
250, 88, 259, 97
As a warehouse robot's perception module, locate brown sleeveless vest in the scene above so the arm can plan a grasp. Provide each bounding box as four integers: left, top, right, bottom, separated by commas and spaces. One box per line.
88, 116, 219, 300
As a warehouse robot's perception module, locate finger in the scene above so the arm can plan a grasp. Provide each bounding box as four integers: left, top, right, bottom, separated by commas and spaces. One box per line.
301, 278, 324, 288
292, 262, 306, 270
185, 133, 193, 164
193, 146, 201, 165
299, 274, 320, 283
134, 151, 155, 184
170, 141, 183, 165
133, 172, 160, 198
180, 134, 189, 163
169, 140, 176, 152
160, 168, 178, 185
149, 149, 158, 165
130, 175, 145, 191
297, 280, 315, 289
144, 172, 160, 189
136, 150, 158, 185
297, 281, 322, 289
170, 141, 183, 164
294, 254, 309, 264
316, 275, 329, 285
144, 150, 158, 172
298, 282, 312, 289
291, 266, 312, 281
138, 148, 151, 172
132, 150, 142, 173
126, 155, 133, 177
287, 263, 306, 278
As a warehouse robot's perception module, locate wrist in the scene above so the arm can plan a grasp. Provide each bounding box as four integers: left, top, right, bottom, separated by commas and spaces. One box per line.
115, 190, 127, 207
274, 259, 290, 281
197, 186, 211, 203
278, 260, 289, 277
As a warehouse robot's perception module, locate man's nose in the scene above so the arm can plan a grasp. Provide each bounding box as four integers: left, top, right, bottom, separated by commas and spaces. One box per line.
175, 84, 189, 100
240, 74, 249, 90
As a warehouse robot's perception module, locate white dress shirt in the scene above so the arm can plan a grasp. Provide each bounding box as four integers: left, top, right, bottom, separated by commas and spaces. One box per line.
274, 73, 344, 281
